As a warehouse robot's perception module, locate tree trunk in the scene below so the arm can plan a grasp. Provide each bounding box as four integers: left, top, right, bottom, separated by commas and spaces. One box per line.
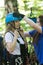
5, 0, 18, 14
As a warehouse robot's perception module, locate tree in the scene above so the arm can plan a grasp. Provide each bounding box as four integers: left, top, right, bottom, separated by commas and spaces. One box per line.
5, 0, 19, 14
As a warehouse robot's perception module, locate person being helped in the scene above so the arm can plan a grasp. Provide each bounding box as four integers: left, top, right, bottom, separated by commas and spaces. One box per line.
23, 15, 43, 65
4, 13, 29, 65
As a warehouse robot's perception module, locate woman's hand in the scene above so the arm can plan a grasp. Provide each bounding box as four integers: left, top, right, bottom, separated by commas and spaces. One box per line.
14, 30, 19, 38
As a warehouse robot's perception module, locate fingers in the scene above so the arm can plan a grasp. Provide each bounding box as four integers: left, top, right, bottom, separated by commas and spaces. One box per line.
14, 30, 19, 37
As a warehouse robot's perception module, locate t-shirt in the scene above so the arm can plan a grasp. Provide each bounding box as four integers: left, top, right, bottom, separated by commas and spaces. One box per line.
29, 27, 43, 64
4, 31, 24, 55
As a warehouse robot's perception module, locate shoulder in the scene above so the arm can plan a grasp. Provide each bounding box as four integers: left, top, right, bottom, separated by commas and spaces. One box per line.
4, 32, 14, 42
5, 32, 10, 37
29, 30, 36, 37
5, 31, 13, 38
29, 30, 36, 34
5, 32, 12, 36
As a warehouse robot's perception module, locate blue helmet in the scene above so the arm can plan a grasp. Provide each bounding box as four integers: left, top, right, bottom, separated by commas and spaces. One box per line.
5, 13, 21, 23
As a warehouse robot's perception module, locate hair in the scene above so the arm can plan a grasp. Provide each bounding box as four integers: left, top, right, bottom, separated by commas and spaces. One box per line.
39, 15, 43, 26
32, 32, 40, 44
5, 22, 15, 33
5, 21, 21, 33
33, 15, 43, 44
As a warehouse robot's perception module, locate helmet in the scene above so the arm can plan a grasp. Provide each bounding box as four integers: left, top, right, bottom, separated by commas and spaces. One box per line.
5, 13, 21, 23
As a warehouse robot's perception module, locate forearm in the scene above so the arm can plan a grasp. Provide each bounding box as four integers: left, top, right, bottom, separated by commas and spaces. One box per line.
23, 16, 42, 33
24, 16, 38, 28
11, 36, 17, 51
7, 36, 18, 53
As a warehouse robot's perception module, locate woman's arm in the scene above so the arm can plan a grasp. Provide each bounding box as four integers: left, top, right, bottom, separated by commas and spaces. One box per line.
23, 16, 42, 33
6, 30, 19, 53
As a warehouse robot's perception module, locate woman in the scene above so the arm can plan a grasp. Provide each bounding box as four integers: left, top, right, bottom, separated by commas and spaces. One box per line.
23, 15, 43, 65
4, 13, 29, 65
